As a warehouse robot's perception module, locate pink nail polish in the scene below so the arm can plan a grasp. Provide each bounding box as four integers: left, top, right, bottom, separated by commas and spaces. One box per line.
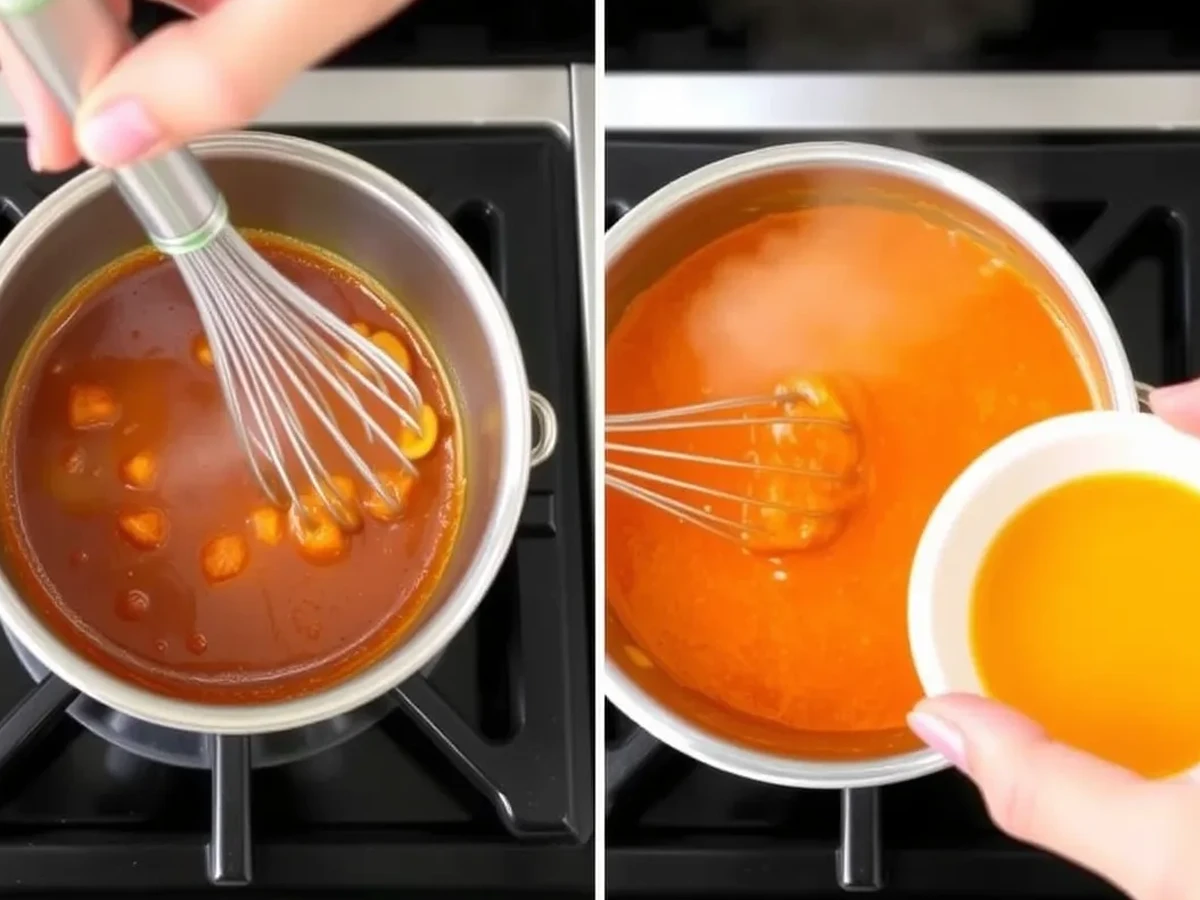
77, 98, 161, 167
908, 710, 969, 772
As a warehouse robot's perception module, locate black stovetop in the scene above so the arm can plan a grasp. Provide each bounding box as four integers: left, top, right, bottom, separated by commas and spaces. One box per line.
606, 0, 1200, 71
604, 132, 1199, 897
0, 128, 592, 896
134, 0, 594, 67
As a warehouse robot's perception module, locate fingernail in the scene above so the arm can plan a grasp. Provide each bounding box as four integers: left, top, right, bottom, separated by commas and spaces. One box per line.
26, 137, 41, 172
908, 710, 969, 772
76, 98, 161, 167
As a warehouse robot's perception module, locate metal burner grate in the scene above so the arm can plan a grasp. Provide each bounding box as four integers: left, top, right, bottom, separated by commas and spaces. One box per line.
0, 128, 592, 894
603, 132, 1186, 898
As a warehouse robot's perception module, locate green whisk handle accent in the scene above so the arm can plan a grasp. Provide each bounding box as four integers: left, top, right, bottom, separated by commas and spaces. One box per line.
150, 194, 230, 257
0, 0, 227, 254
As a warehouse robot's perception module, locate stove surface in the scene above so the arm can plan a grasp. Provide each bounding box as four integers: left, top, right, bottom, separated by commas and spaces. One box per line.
604, 131, 1193, 897
0, 127, 592, 896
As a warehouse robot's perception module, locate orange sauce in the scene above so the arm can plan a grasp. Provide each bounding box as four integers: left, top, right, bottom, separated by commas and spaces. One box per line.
0, 232, 463, 704
973, 472, 1200, 778
606, 203, 1094, 757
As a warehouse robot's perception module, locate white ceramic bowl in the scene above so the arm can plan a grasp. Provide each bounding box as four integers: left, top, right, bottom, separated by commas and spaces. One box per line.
908, 409, 1200, 699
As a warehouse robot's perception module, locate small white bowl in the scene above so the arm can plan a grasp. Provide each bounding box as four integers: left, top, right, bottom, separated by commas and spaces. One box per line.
908, 409, 1200, 698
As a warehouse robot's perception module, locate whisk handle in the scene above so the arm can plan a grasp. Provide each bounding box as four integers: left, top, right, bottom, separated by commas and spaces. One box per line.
0, 0, 227, 254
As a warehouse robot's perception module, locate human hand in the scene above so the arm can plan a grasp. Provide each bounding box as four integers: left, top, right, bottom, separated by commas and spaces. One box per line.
910, 691, 1198, 900
906, 382, 1200, 899
0, 0, 414, 172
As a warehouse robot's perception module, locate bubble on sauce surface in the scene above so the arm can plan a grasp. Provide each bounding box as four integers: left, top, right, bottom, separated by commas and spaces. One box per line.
154, 638, 168, 653
186, 633, 208, 655
117, 589, 150, 621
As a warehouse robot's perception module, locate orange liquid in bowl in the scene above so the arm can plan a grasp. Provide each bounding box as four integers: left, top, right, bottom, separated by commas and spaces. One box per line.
972, 472, 1200, 778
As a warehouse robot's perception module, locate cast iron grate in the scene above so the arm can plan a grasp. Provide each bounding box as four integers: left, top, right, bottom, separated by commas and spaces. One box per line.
604, 132, 1192, 898
0, 128, 592, 894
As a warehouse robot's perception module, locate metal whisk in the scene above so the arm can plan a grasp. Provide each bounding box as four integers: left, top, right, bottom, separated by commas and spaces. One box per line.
2, 0, 423, 524
176, 228, 423, 523
606, 388, 864, 548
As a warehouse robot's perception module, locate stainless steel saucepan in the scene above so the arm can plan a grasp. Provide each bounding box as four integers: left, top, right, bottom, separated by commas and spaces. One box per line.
605, 142, 1136, 792
0, 131, 557, 735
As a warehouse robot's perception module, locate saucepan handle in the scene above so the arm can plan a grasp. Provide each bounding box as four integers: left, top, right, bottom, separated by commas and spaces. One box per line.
529, 390, 558, 468
837, 787, 882, 891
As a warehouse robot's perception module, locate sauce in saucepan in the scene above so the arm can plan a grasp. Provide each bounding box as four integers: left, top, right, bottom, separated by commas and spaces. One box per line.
607, 203, 1094, 757
0, 232, 463, 703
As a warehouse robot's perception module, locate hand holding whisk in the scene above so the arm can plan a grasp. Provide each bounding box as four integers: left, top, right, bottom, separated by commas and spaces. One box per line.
606, 376, 867, 552
2, 0, 428, 527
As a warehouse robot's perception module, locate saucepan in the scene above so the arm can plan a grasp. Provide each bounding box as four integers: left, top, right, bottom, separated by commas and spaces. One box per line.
605, 141, 1138, 790
0, 131, 557, 735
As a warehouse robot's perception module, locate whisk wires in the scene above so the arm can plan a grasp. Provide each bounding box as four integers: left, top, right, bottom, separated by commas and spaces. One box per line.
179, 227, 425, 527
605, 387, 864, 549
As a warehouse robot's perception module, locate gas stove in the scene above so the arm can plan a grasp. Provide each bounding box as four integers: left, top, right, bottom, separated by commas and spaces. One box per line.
604, 5, 1195, 897
0, 62, 595, 897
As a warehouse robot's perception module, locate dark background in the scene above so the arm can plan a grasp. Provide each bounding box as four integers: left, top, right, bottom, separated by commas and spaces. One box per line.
131, 0, 595, 67
606, 0, 1200, 71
